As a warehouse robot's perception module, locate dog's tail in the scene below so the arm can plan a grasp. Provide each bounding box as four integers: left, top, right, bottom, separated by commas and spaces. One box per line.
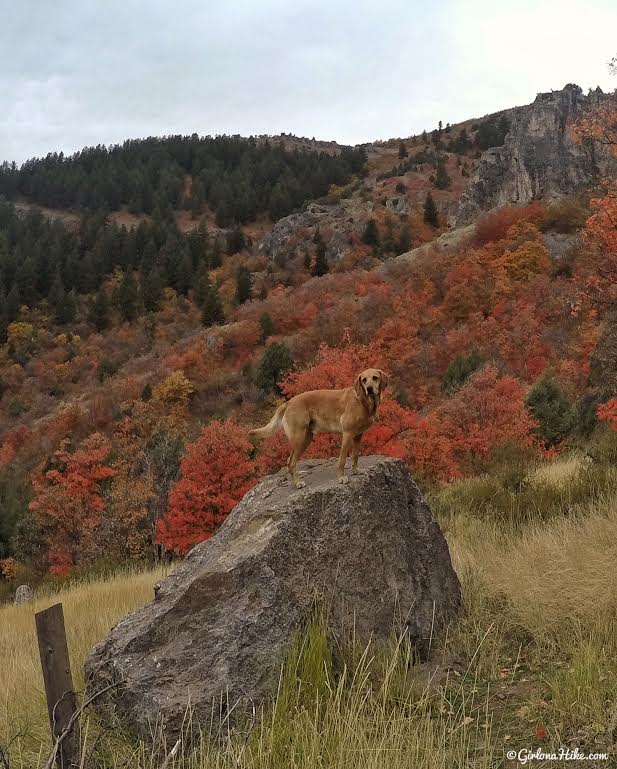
248, 402, 288, 445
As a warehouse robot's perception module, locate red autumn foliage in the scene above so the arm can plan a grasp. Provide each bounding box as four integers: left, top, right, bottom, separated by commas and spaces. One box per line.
598, 398, 617, 431
29, 433, 116, 574
473, 203, 545, 246
436, 365, 538, 470
156, 420, 263, 555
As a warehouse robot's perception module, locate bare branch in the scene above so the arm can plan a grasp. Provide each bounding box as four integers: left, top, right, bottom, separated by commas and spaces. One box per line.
43, 681, 124, 769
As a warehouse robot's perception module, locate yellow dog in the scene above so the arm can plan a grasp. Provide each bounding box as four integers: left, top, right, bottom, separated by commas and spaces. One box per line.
249, 369, 389, 488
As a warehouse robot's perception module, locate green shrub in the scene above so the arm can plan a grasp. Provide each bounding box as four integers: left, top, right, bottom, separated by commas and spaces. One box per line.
256, 342, 293, 394
97, 357, 118, 382
442, 352, 483, 394
525, 374, 575, 447
7, 399, 25, 418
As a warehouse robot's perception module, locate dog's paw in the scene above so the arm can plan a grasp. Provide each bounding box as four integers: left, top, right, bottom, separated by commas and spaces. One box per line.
294, 480, 306, 489
338, 475, 349, 484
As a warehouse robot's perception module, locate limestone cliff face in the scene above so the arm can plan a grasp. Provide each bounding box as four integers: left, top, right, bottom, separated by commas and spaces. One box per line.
453, 84, 617, 226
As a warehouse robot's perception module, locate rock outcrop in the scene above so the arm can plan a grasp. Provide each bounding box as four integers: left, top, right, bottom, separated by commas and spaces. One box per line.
453, 84, 617, 225
85, 456, 461, 742
257, 198, 373, 264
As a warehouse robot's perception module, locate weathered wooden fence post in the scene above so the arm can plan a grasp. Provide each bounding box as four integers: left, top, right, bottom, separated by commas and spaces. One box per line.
35, 603, 81, 769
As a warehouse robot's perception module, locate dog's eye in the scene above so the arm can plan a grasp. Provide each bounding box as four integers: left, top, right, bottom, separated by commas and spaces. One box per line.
362, 377, 367, 383
372, 376, 377, 381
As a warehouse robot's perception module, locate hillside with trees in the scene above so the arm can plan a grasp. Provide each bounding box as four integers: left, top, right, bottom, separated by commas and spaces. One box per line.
0, 86, 616, 581
0, 136, 367, 225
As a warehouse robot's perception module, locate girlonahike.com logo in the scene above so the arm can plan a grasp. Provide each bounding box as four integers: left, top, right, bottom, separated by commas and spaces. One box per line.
507, 747, 609, 764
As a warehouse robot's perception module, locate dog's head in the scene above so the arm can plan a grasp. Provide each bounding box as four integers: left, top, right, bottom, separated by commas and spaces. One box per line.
354, 369, 389, 402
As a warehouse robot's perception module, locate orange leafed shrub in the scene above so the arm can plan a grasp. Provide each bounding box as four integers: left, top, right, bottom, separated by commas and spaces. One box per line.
157, 420, 263, 555
473, 203, 544, 246
0, 558, 17, 581
598, 398, 617, 430
437, 365, 538, 469
29, 433, 116, 574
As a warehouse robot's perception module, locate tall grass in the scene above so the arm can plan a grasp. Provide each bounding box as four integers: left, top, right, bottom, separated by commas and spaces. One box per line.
1, 456, 617, 767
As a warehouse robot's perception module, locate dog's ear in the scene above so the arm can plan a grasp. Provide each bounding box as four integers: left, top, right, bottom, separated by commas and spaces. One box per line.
354, 375, 364, 398
379, 370, 390, 391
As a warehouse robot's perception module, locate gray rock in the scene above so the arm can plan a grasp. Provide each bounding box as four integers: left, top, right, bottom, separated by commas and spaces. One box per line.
453, 84, 617, 226
14, 584, 33, 604
85, 456, 461, 742
257, 198, 366, 264
543, 232, 578, 260
385, 196, 408, 214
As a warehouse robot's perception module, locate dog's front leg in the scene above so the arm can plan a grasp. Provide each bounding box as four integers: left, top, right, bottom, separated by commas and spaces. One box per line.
337, 433, 353, 484
350, 434, 363, 475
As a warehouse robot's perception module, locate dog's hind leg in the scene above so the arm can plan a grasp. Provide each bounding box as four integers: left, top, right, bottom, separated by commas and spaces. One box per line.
287, 429, 313, 489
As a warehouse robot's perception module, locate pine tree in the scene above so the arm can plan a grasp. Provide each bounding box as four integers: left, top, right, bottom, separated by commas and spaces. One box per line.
312, 239, 329, 277
6, 284, 20, 323
61, 290, 77, 325
117, 270, 139, 322
175, 248, 193, 296
259, 312, 274, 343
141, 383, 153, 401
226, 225, 246, 255
201, 282, 225, 327
210, 237, 223, 269
398, 141, 408, 159
382, 217, 397, 256
50, 271, 76, 325
49, 272, 66, 322
190, 179, 205, 219
256, 342, 293, 394
89, 287, 110, 332
423, 192, 439, 228
525, 375, 575, 447
397, 222, 412, 254
235, 266, 252, 305
0, 289, 7, 343
362, 218, 380, 246
15, 254, 36, 306
142, 268, 164, 313
435, 157, 451, 190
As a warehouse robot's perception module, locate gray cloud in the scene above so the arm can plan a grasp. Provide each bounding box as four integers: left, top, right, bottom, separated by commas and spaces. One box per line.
1, 0, 615, 163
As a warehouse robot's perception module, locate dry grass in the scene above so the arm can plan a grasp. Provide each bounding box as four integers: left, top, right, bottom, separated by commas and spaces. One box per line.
528, 453, 590, 488
2, 457, 617, 767
1, 567, 166, 767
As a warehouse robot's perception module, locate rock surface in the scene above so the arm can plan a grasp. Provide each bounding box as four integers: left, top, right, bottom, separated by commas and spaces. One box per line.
13, 584, 33, 604
453, 84, 617, 225
85, 455, 461, 742
257, 197, 373, 264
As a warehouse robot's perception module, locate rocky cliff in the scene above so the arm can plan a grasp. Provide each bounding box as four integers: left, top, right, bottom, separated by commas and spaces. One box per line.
453, 84, 617, 225
85, 456, 461, 742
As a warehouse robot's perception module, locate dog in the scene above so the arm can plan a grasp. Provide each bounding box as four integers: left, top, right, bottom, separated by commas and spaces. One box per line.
249, 369, 389, 488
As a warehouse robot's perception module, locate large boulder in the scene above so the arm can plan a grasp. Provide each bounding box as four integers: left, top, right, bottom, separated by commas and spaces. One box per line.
85, 456, 461, 741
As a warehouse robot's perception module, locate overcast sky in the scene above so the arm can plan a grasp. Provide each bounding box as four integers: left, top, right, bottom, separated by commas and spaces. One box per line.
1, 0, 616, 164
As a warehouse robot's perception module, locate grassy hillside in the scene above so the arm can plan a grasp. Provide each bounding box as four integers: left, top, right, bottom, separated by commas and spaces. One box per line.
2, 455, 616, 768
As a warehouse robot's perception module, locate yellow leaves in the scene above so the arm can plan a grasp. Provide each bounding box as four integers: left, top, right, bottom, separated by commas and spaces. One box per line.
496, 240, 551, 288
55, 333, 81, 347
154, 370, 195, 405
7, 322, 35, 346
